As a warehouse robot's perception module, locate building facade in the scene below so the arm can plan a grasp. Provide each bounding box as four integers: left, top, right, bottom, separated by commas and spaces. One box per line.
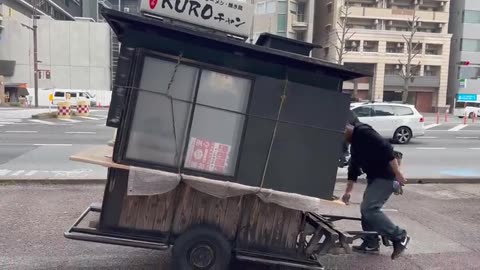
0, 0, 111, 106
313, 0, 452, 112
251, 0, 315, 43
448, 0, 480, 106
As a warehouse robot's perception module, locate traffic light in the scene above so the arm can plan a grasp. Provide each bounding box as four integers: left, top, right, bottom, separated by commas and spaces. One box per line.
459, 61, 471, 66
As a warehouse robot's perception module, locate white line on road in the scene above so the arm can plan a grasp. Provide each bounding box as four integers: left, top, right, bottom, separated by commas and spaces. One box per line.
469, 148, 480, 150
0, 169, 11, 176
79, 116, 101, 120
24, 170, 38, 176
456, 136, 479, 139
65, 131, 96, 134
59, 118, 82, 123
416, 147, 446, 150
381, 208, 399, 212
424, 124, 441, 130
0, 122, 15, 125
449, 124, 468, 132
5, 130, 38, 133
29, 119, 55, 125
33, 144, 73, 146
417, 136, 438, 139
10, 170, 25, 176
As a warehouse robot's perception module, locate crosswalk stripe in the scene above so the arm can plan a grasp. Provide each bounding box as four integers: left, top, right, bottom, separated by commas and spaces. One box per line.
59, 118, 82, 123
29, 119, 55, 125
448, 124, 468, 132
424, 124, 441, 130
79, 116, 101, 120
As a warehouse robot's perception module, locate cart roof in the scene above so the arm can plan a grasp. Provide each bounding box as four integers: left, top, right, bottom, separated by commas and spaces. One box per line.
101, 7, 371, 81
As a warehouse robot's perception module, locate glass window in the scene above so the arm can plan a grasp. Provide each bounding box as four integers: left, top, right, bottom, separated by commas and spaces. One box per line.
352, 105, 374, 117
266, 1, 276, 13
277, 14, 288, 32
126, 57, 199, 167
69, 92, 77, 98
393, 106, 413, 116
54, 92, 64, 97
277, 0, 287, 14
255, 2, 266, 14
461, 39, 480, 52
373, 105, 395, 116
184, 70, 251, 176
464, 10, 480, 24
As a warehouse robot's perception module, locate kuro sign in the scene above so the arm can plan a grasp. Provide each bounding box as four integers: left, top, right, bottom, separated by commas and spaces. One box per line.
140, 0, 253, 38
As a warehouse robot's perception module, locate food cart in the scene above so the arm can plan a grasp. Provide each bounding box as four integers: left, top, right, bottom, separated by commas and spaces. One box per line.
64, 1, 382, 269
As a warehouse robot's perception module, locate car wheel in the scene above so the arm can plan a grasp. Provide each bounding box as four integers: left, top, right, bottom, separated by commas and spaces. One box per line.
393, 127, 412, 144
172, 225, 231, 270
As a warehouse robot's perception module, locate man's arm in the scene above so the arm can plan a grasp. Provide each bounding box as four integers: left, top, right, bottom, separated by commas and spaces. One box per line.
342, 154, 362, 204
390, 158, 407, 185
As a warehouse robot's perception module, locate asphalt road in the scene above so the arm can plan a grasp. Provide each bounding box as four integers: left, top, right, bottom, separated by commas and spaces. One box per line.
1, 108, 480, 180
1, 183, 479, 269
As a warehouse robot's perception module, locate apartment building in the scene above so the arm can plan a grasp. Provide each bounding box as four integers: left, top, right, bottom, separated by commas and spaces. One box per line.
448, 0, 480, 107
313, 0, 452, 112
252, 0, 315, 43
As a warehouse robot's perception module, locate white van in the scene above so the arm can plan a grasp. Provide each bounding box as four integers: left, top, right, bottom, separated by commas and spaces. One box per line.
52, 90, 97, 107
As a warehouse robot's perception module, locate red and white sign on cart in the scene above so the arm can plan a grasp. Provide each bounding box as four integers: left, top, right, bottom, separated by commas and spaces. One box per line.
185, 137, 232, 175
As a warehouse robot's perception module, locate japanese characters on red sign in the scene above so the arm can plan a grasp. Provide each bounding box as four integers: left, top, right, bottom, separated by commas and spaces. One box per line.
185, 137, 231, 174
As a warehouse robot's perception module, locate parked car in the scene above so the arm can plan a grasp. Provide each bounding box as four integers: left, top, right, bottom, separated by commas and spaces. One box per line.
52, 89, 97, 107
350, 102, 425, 144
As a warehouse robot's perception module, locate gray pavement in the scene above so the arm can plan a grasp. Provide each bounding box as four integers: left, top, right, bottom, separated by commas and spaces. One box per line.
1, 183, 479, 269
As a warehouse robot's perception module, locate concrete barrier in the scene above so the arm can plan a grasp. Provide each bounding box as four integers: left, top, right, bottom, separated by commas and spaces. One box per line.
76, 100, 90, 116
57, 101, 71, 118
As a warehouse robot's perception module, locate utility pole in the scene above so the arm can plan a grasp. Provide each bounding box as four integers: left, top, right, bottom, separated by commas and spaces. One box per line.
33, 0, 39, 108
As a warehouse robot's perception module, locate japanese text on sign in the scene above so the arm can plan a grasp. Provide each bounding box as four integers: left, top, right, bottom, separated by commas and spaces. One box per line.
185, 137, 231, 175
141, 0, 253, 38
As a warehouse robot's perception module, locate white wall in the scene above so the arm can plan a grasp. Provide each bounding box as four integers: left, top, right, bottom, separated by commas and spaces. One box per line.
0, 3, 112, 106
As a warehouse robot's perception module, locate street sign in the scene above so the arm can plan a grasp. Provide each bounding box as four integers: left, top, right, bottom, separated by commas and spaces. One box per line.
459, 79, 467, 88
139, 0, 254, 39
457, 93, 478, 102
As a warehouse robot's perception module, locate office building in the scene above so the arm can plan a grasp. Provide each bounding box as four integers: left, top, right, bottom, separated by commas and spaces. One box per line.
448, 0, 480, 106
313, 0, 452, 112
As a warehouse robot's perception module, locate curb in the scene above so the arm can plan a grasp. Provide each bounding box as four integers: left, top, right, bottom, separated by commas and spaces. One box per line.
0, 179, 106, 185
32, 112, 57, 119
336, 178, 480, 184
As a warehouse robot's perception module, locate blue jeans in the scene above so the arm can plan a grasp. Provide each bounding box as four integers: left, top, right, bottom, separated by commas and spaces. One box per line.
361, 178, 406, 246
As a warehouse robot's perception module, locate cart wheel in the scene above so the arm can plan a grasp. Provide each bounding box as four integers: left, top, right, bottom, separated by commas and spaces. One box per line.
172, 225, 231, 270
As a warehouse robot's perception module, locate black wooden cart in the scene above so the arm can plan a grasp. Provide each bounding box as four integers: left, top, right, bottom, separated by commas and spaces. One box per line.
64, 5, 384, 270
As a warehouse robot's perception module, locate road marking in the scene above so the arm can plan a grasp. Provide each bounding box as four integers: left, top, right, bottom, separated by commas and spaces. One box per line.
0, 169, 11, 176
424, 124, 441, 130
381, 208, 399, 212
0, 122, 16, 125
0, 125, 4, 127
416, 147, 446, 150
33, 144, 72, 146
5, 130, 38, 133
59, 118, 82, 123
456, 136, 479, 139
79, 116, 101, 120
417, 136, 438, 139
10, 170, 25, 176
25, 170, 38, 176
470, 148, 480, 150
65, 131, 96, 134
449, 124, 468, 132
29, 119, 55, 125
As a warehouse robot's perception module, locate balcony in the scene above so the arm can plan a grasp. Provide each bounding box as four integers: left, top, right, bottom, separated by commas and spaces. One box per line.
384, 75, 440, 88
343, 6, 449, 24
292, 13, 308, 31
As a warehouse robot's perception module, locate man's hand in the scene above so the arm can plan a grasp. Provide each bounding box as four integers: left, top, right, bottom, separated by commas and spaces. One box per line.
341, 192, 351, 205
395, 172, 407, 186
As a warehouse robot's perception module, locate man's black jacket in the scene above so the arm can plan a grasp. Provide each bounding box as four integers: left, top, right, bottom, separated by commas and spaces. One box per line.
348, 124, 396, 182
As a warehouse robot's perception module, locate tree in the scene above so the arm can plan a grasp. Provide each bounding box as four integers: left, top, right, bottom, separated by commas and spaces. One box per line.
335, 0, 356, 65
398, 6, 421, 104
335, 0, 357, 97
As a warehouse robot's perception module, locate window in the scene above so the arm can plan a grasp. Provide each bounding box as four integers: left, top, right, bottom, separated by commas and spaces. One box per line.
277, 14, 288, 32
352, 105, 374, 117
290, 1, 298, 14
464, 10, 480, 24
69, 92, 77, 98
277, 0, 287, 14
255, 2, 266, 14
461, 39, 480, 52
54, 92, 64, 97
393, 106, 414, 116
266, 1, 276, 13
125, 57, 252, 177
373, 105, 394, 116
